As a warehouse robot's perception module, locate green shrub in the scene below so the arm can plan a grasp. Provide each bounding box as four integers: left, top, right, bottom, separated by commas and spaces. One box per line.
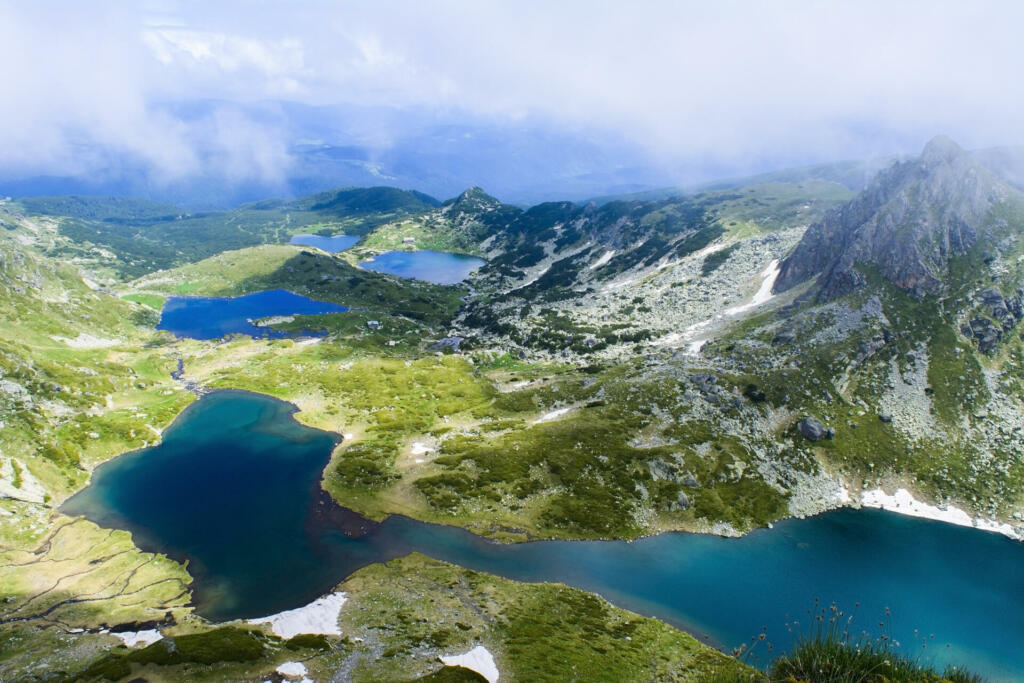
413, 666, 489, 682
285, 633, 333, 651
127, 626, 268, 666
76, 655, 132, 681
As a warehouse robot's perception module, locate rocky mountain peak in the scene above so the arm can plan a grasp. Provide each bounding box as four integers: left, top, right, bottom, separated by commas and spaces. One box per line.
441, 186, 503, 218
920, 134, 964, 165
774, 136, 1017, 300
456, 186, 499, 205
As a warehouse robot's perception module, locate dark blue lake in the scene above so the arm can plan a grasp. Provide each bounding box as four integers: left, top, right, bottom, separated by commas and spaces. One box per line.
63, 391, 1024, 678
359, 250, 485, 284
156, 289, 348, 339
288, 234, 360, 252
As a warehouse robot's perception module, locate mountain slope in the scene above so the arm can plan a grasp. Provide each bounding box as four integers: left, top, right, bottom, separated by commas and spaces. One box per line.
17, 187, 440, 278
3, 154, 1012, 681
775, 136, 1019, 299
685, 137, 1024, 534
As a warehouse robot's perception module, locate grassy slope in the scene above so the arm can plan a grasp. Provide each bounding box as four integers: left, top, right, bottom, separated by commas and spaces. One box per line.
19, 187, 439, 279
355, 214, 489, 257
0, 210, 195, 504
708, 200, 1024, 521
61, 554, 752, 683
0, 208, 198, 673
137, 182, 864, 542
334, 554, 751, 682
0, 200, 758, 677
703, 180, 853, 234
178, 334, 787, 542
0, 178, 1007, 683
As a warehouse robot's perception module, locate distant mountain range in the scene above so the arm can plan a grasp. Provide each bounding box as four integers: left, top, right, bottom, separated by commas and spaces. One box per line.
4, 99, 989, 211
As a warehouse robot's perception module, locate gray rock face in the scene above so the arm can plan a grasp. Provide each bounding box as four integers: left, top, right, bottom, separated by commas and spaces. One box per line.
979, 287, 1005, 307
798, 416, 832, 441
961, 288, 1024, 353
967, 316, 1002, 353
774, 136, 1017, 300
772, 328, 797, 346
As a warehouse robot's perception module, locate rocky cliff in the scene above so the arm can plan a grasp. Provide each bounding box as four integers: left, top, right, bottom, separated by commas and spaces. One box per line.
774, 136, 1018, 299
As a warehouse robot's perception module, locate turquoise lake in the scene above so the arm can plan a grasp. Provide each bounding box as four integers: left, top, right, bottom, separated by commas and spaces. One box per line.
359, 249, 485, 284
62, 391, 1024, 678
288, 234, 360, 252
157, 289, 348, 339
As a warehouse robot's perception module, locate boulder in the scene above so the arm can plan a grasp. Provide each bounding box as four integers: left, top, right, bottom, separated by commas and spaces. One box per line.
979, 287, 1005, 307
979, 327, 1002, 354
647, 459, 673, 481
798, 416, 831, 441
1009, 293, 1024, 319
772, 328, 797, 346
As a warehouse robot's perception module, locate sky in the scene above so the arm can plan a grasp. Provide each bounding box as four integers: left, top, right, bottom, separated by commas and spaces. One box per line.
1, 0, 1022, 201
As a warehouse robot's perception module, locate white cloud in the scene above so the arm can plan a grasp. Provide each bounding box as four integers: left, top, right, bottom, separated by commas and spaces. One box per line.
1, 0, 1022, 188
142, 28, 307, 96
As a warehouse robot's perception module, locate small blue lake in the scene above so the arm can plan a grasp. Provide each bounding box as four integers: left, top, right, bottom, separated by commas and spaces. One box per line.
359, 250, 485, 284
156, 289, 348, 340
289, 234, 360, 252
63, 391, 1024, 678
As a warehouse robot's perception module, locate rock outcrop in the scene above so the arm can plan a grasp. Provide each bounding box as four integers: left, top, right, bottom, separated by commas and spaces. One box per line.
798, 416, 833, 441
774, 136, 1017, 300
960, 286, 1024, 353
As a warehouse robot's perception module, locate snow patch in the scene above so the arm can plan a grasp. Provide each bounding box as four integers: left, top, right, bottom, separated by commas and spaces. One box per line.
691, 241, 728, 260
660, 258, 781, 355
248, 591, 346, 639
276, 661, 309, 681
112, 629, 163, 647
411, 442, 433, 456
589, 249, 616, 270
860, 488, 1021, 540
440, 645, 499, 683
685, 339, 706, 355
723, 259, 780, 315
602, 276, 637, 291
836, 483, 853, 505
532, 406, 571, 425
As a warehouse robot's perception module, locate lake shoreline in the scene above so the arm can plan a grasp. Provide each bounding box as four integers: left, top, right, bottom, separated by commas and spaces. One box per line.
58, 389, 1024, 676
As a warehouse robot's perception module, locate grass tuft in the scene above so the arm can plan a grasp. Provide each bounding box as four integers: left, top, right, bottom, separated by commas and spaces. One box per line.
720, 602, 984, 683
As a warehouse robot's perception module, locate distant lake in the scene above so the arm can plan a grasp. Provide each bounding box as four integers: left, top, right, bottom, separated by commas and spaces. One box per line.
157, 289, 347, 340
63, 391, 1024, 678
359, 250, 485, 284
289, 234, 360, 252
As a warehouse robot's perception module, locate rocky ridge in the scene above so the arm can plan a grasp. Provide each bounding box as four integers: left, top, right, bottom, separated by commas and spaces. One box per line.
776, 136, 1019, 299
